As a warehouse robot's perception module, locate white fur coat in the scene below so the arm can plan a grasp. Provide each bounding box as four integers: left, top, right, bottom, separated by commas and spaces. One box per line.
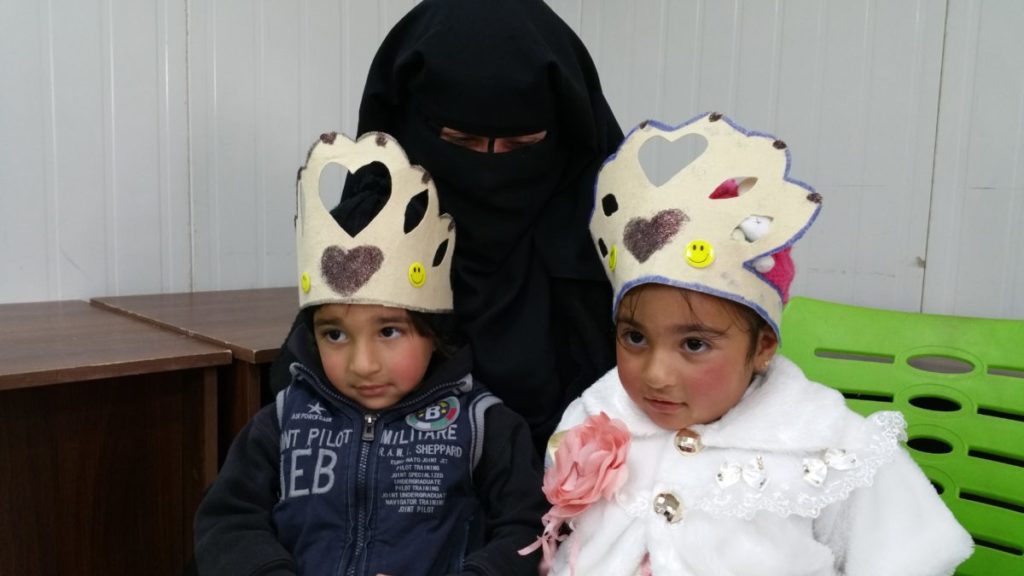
547, 356, 973, 576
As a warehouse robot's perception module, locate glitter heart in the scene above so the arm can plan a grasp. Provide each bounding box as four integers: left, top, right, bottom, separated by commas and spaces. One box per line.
320, 245, 384, 296
623, 209, 689, 263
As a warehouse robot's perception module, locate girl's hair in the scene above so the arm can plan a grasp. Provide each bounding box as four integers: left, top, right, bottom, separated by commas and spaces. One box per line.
618, 285, 769, 362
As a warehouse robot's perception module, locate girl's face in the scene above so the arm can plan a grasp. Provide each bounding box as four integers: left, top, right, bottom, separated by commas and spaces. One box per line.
313, 304, 435, 411
615, 284, 778, 430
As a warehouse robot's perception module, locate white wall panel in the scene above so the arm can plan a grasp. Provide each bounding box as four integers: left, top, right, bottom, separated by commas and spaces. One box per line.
109, 0, 191, 295
926, 0, 1024, 319
1, 0, 55, 302
188, 0, 415, 291
0, 0, 188, 304
2, 0, 1021, 318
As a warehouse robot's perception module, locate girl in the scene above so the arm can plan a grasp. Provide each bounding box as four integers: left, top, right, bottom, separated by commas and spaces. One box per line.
528, 113, 973, 575
195, 132, 546, 576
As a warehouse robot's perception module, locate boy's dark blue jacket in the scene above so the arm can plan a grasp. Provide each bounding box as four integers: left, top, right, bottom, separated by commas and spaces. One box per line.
194, 323, 547, 576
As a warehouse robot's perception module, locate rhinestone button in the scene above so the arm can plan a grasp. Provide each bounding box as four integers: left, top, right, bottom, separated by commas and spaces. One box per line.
716, 460, 742, 488
802, 458, 828, 488
742, 455, 768, 491
653, 492, 684, 524
674, 429, 703, 455
824, 448, 860, 470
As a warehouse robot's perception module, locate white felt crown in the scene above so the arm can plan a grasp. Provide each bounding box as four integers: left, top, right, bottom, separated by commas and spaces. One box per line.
590, 113, 821, 335
296, 131, 455, 312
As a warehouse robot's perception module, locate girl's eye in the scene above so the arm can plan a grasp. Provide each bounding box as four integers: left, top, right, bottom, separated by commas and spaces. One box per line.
380, 326, 403, 339
683, 338, 708, 352
620, 329, 646, 346
323, 329, 346, 343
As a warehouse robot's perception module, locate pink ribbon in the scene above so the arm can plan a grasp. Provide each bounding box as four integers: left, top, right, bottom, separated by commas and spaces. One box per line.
518, 513, 566, 573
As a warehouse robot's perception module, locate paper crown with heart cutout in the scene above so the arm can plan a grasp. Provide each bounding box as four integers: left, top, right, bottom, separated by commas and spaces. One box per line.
296, 131, 455, 312
590, 112, 822, 336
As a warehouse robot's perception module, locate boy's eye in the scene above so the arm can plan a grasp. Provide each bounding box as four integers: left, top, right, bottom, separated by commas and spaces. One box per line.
683, 338, 708, 352
322, 329, 346, 343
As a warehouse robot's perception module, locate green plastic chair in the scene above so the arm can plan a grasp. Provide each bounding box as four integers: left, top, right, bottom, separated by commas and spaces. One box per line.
780, 297, 1024, 575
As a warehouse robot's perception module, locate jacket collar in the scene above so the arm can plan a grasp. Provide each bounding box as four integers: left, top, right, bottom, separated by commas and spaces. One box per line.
580, 355, 851, 452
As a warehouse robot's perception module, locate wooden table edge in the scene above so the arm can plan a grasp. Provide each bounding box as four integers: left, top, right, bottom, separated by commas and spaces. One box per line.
89, 298, 266, 364
0, 350, 233, 392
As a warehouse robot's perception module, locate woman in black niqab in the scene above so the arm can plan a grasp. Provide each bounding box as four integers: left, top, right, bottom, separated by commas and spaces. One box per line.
272, 0, 623, 451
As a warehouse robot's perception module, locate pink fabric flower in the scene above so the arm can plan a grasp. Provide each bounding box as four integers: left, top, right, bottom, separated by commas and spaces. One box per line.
520, 412, 631, 574
543, 412, 631, 519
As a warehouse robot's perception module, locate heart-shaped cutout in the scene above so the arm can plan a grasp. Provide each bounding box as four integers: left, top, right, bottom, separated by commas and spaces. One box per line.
638, 133, 708, 187
321, 245, 384, 296
327, 161, 392, 237
623, 209, 689, 263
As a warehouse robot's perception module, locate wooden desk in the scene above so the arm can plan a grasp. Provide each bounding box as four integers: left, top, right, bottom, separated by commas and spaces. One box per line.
91, 287, 298, 462
0, 300, 231, 576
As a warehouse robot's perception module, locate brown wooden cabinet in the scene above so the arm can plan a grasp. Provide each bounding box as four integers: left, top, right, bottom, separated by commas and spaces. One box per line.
0, 300, 231, 576
91, 287, 298, 463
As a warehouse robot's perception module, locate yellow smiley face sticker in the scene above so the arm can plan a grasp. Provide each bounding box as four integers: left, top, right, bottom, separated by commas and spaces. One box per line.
408, 262, 427, 287
685, 240, 715, 268
300, 272, 311, 293
608, 244, 618, 271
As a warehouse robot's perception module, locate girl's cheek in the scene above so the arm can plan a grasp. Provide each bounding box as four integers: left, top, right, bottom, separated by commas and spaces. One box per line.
685, 364, 732, 399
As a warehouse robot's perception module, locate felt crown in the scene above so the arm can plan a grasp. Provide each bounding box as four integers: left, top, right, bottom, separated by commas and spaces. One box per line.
590, 112, 822, 336
296, 131, 455, 312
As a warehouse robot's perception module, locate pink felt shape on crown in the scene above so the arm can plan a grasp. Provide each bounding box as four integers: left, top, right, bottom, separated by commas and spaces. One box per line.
763, 248, 795, 303
710, 177, 795, 302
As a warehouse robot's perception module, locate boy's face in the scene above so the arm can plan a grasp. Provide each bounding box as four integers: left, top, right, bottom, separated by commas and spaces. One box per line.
313, 303, 434, 411
615, 284, 777, 430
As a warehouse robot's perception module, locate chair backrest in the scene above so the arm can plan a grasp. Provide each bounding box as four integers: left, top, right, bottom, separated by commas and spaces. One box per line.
780, 297, 1024, 575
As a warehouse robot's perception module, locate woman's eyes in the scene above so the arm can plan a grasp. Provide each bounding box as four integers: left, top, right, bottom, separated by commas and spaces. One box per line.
500, 131, 547, 151
439, 127, 547, 153
449, 135, 483, 146
439, 129, 488, 151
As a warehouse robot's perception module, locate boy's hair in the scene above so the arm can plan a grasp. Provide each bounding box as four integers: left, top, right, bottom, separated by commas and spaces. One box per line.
618, 285, 768, 362
405, 310, 464, 359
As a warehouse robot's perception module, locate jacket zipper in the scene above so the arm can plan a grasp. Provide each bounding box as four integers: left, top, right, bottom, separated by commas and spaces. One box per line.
346, 412, 379, 576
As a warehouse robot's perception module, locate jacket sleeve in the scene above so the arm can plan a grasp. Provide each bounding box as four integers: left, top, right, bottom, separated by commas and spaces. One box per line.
194, 404, 297, 576
815, 449, 974, 576
460, 405, 549, 576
